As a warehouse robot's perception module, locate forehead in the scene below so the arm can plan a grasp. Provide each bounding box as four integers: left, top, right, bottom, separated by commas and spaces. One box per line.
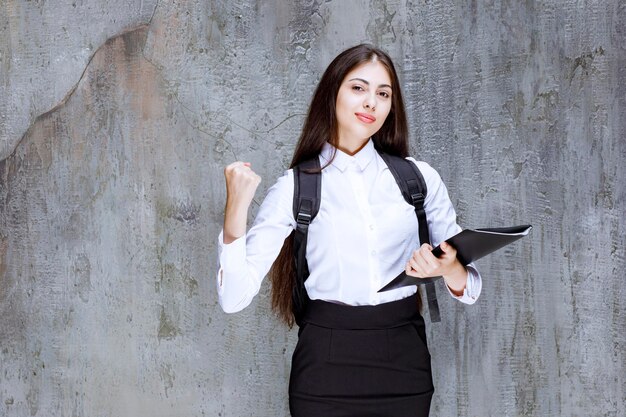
342, 60, 392, 87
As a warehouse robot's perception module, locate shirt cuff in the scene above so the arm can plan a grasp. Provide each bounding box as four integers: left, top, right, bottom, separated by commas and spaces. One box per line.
216, 229, 261, 313
217, 229, 247, 291
445, 264, 481, 305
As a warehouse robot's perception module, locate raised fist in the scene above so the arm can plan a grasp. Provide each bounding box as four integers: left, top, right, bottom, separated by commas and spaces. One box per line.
223, 161, 262, 208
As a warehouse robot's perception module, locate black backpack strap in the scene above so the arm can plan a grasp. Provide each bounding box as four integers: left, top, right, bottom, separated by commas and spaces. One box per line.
378, 151, 441, 323
292, 157, 321, 325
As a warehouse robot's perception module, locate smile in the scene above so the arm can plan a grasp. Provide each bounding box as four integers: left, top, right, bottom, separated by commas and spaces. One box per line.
355, 112, 376, 123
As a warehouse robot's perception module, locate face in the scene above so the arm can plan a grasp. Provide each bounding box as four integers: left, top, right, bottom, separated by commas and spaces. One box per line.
335, 59, 393, 149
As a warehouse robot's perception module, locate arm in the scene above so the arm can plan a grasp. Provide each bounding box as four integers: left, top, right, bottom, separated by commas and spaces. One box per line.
223, 162, 260, 244
404, 159, 482, 304
217, 163, 295, 313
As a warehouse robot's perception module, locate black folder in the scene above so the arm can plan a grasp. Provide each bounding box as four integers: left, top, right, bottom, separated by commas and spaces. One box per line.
378, 225, 532, 292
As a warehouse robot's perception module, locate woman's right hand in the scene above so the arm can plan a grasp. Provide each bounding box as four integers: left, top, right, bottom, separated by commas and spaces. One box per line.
223, 162, 261, 244
224, 161, 262, 207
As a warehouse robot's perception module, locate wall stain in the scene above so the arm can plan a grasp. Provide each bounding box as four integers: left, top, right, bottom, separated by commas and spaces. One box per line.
0, 236, 7, 300
71, 253, 92, 303
366, 0, 398, 44
567, 46, 605, 84
25, 343, 44, 416
0, 25, 150, 163
157, 199, 201, 225
530, 89, 559, 123
157, 306, 179, 340
160, 363, 175, 397
155, 261, 199, 299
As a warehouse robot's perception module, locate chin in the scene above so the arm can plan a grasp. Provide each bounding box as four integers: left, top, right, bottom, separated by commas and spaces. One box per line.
365, 127, 382, 139
338, 120, 382, 143
352, 125, 379, 139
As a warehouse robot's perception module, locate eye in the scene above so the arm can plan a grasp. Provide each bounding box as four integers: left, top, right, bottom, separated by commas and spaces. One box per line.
378, 91, 391, 99
352, 85, 365, 92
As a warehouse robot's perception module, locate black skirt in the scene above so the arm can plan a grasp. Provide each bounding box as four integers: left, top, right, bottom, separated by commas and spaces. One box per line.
289, 293, 434, 417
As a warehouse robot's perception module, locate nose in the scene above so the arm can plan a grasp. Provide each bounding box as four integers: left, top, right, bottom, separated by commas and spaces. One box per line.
363, 94, 377, 111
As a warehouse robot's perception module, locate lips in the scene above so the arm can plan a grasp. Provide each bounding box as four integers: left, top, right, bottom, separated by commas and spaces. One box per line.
355, 112, 376, 123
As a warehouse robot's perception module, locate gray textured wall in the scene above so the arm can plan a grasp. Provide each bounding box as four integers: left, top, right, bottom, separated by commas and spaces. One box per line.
1, 1, 624, 416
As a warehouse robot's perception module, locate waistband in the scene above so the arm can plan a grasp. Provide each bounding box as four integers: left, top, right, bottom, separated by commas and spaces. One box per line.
302, 294, 422, 330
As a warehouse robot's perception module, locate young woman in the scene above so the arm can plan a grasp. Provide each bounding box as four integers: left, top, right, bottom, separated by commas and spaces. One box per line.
217, 44, 482, 417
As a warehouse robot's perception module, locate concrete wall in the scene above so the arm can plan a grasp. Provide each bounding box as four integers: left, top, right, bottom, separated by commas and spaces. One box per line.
1, 1, 624, 416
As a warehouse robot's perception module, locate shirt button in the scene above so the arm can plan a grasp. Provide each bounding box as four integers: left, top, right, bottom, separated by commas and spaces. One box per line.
369, 224, 374, 230
371, 250, 377, 256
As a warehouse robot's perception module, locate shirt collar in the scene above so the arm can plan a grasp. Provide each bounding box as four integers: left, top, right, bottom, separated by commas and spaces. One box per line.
320, 139, 376, 172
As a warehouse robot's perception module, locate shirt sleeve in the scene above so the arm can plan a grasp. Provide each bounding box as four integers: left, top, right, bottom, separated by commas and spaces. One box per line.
216, 169, 296, 313
407, 158, 483, 305
443, 263, 482, 304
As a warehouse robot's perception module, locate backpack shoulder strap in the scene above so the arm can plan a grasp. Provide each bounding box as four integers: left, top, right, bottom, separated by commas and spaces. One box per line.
377, 152, 429, 246
377, 151, 441, 323
293, 158, 322, 228
291, 157, 321, 324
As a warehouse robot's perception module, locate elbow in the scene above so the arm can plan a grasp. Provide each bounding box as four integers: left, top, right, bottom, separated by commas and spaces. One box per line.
215, 268, 259, 314
220, 302, 245, 314
220, 298, 247, 314
218, 291, 254, 314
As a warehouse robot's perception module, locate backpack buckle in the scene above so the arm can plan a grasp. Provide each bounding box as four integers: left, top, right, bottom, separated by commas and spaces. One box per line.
296, 199, 313, 226
296, 211, 312, 225
411, 192, 424, 207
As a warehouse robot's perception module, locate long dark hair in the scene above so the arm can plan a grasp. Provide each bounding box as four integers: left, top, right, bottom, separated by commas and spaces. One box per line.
269, 44, 410, 326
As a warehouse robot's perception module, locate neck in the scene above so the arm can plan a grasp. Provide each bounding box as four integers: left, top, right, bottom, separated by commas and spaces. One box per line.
336, 136, 370, 156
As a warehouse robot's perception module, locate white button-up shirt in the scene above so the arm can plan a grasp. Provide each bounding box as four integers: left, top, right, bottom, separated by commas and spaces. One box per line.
217, 139, 481, 313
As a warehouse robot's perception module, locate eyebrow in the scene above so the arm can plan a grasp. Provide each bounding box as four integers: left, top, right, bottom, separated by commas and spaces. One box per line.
348, 78, 392, 90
